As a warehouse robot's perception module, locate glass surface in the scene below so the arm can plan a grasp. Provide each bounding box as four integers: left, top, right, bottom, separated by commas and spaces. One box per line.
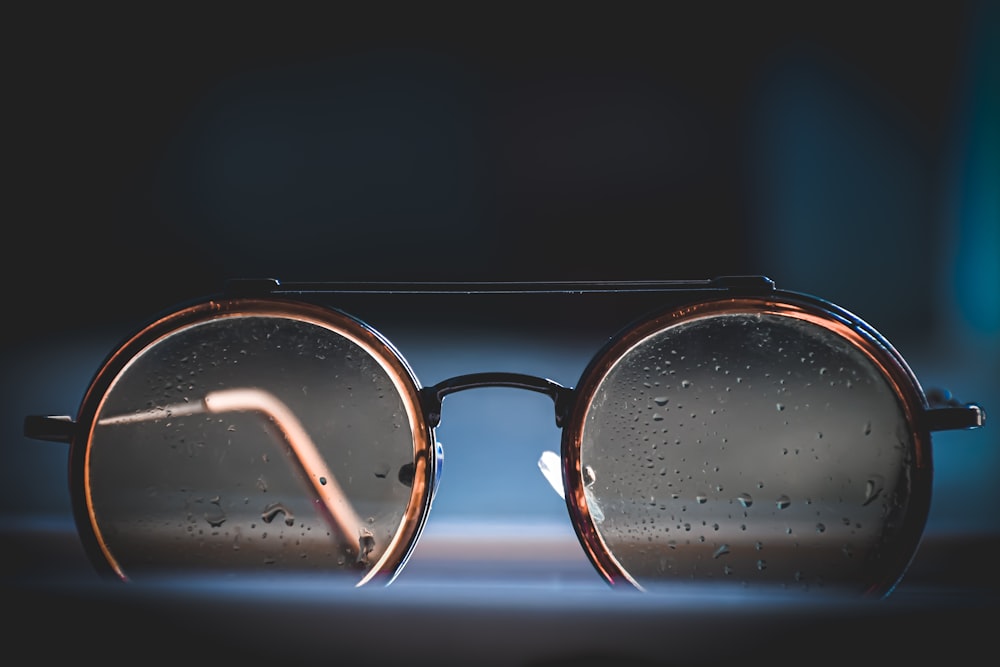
580, 312, 918, 591
86, 314, 418, 578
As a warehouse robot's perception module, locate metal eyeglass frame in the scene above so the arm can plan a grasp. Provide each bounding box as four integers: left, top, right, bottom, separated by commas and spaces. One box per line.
24, 276, 985, 595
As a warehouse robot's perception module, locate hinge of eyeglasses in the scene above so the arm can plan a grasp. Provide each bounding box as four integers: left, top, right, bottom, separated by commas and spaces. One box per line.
24, 415, 76, 443
922, 389, 987, 431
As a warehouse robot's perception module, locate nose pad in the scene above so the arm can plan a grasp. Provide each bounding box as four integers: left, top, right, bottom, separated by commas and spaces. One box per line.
537, 450, 565, 499
538, 450, 604, 522
432, 440, 444, 502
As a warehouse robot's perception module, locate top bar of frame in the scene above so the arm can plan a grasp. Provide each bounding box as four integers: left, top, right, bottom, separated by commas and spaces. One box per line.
225, 276, 776, 296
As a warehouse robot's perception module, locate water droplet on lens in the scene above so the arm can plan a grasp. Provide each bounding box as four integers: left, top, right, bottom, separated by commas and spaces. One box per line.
816, 523, 826, 533
776, 403, 785, 412
398, 462, 415, 487
205, 507, 226, 528
357, 529, 376, 565
713, 544, 731, 558
654, 396, 669, 406
738, 493, 753, 508
262, 502, 295, 526
776, 495, 791, 510
319, 477, 328, 486
863, 475, 884, 506
374, 463, 390, 479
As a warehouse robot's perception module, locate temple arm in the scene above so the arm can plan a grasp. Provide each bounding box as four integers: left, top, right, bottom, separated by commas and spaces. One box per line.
26, 389, 365, 555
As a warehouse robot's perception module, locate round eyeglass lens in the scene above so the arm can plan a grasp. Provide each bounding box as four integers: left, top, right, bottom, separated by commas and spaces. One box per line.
576, 309, 927, 593
83, 307, 424, 582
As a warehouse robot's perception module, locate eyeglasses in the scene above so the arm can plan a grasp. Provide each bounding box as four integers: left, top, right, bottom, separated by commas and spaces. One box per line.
24, 276, 984, 596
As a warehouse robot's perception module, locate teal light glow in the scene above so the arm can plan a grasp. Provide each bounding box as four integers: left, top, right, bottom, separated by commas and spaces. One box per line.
952, 1, 1000, 336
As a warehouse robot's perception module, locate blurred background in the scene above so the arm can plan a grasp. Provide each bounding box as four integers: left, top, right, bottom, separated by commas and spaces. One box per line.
4, 1, 997, 583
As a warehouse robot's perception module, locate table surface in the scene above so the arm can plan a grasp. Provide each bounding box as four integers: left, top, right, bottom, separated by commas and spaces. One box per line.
3, 514, 997, 667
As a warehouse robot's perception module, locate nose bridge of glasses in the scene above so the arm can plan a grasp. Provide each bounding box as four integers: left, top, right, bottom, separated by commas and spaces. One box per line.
419, 372, 574, 428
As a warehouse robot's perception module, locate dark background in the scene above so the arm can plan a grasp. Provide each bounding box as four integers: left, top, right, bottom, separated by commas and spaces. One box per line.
8, 4, 995, 334
3, 4, 998, 664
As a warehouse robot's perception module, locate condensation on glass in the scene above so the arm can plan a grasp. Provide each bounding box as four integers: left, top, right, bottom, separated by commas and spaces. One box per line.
565, 299, 931, 594
80, 299, 433, 585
